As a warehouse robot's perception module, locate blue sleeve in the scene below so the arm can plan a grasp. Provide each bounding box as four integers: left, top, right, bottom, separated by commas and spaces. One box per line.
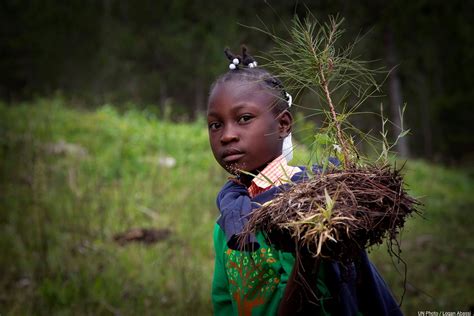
357, 252, 402, 316
216, 180, 258, 250
324, 251, 402, 315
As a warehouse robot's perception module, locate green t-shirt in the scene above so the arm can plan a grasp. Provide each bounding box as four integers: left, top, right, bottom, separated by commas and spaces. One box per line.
211, 224, 330, 316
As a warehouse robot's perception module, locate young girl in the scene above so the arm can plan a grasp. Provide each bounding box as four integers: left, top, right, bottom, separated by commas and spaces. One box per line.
208, 47, 401, 316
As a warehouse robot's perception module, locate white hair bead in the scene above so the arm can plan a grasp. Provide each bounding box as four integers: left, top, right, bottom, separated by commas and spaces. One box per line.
229, 63, 236, 70
253, 61, 257, 67
232, 58, 239, 65
248, 63, 255, 68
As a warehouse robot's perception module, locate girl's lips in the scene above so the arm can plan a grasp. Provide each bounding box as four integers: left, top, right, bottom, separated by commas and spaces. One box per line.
222, 152, 245, 162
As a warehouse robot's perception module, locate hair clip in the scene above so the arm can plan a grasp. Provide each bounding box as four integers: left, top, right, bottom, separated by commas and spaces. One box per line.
285, 92, 293, 107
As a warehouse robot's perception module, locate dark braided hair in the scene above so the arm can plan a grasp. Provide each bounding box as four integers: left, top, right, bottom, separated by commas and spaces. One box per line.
209, 46, 291, 115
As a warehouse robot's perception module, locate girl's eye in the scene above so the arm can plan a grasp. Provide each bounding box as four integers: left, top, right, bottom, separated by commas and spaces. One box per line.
208, 122, 221, 130
238, 115, 253, 124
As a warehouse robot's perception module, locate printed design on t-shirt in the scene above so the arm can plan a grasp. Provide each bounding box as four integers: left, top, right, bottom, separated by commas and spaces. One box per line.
225, 247, 280, 316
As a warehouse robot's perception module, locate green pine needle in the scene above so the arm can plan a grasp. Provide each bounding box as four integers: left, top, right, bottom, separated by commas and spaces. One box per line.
247, 13, 405, 167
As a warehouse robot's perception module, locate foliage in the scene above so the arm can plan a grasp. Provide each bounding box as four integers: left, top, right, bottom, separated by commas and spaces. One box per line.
0, 100, 472, 314
250, 14, 401, 168
1, 1, 473, 161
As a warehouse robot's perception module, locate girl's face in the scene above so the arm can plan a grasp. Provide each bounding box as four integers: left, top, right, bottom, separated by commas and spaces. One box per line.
207, 80, 292, 175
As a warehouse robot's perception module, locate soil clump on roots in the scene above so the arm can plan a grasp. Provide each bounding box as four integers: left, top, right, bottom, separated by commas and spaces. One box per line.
242, 165, 421, 262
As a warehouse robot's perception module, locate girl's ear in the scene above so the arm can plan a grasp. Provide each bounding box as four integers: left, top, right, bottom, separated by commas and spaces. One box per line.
277, 110, 293, 138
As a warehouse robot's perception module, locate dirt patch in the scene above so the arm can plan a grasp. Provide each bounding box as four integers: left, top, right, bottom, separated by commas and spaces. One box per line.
113, 228, 171, 246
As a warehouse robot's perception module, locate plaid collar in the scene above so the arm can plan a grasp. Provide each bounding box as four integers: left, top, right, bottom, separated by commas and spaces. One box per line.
248, 155, 301, 198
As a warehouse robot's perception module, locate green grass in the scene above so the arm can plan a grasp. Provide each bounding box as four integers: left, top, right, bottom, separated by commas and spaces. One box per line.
1, 99, 472, 315
0, 98, 224, 315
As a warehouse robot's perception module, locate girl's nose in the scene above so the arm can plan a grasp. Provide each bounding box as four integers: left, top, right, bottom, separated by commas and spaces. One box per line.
220, 126, 239, 144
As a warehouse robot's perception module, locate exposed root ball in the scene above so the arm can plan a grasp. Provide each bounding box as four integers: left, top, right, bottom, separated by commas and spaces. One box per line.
242, 165, 421, 262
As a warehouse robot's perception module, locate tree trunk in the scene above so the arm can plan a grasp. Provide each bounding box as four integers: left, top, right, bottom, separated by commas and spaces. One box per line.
194, 76, 205, 117
159, 82, 168, 116
416, 74, 433, 157
385, 27, 410, 157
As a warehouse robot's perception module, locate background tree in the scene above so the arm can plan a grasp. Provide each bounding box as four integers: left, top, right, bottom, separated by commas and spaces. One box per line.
0, 0, 472, 163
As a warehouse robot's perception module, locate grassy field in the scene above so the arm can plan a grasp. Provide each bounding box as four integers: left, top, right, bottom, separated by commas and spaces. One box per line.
1, 99, 472, 315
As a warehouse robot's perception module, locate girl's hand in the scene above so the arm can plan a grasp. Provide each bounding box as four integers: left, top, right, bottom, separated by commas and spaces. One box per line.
267, 228, 296, 253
